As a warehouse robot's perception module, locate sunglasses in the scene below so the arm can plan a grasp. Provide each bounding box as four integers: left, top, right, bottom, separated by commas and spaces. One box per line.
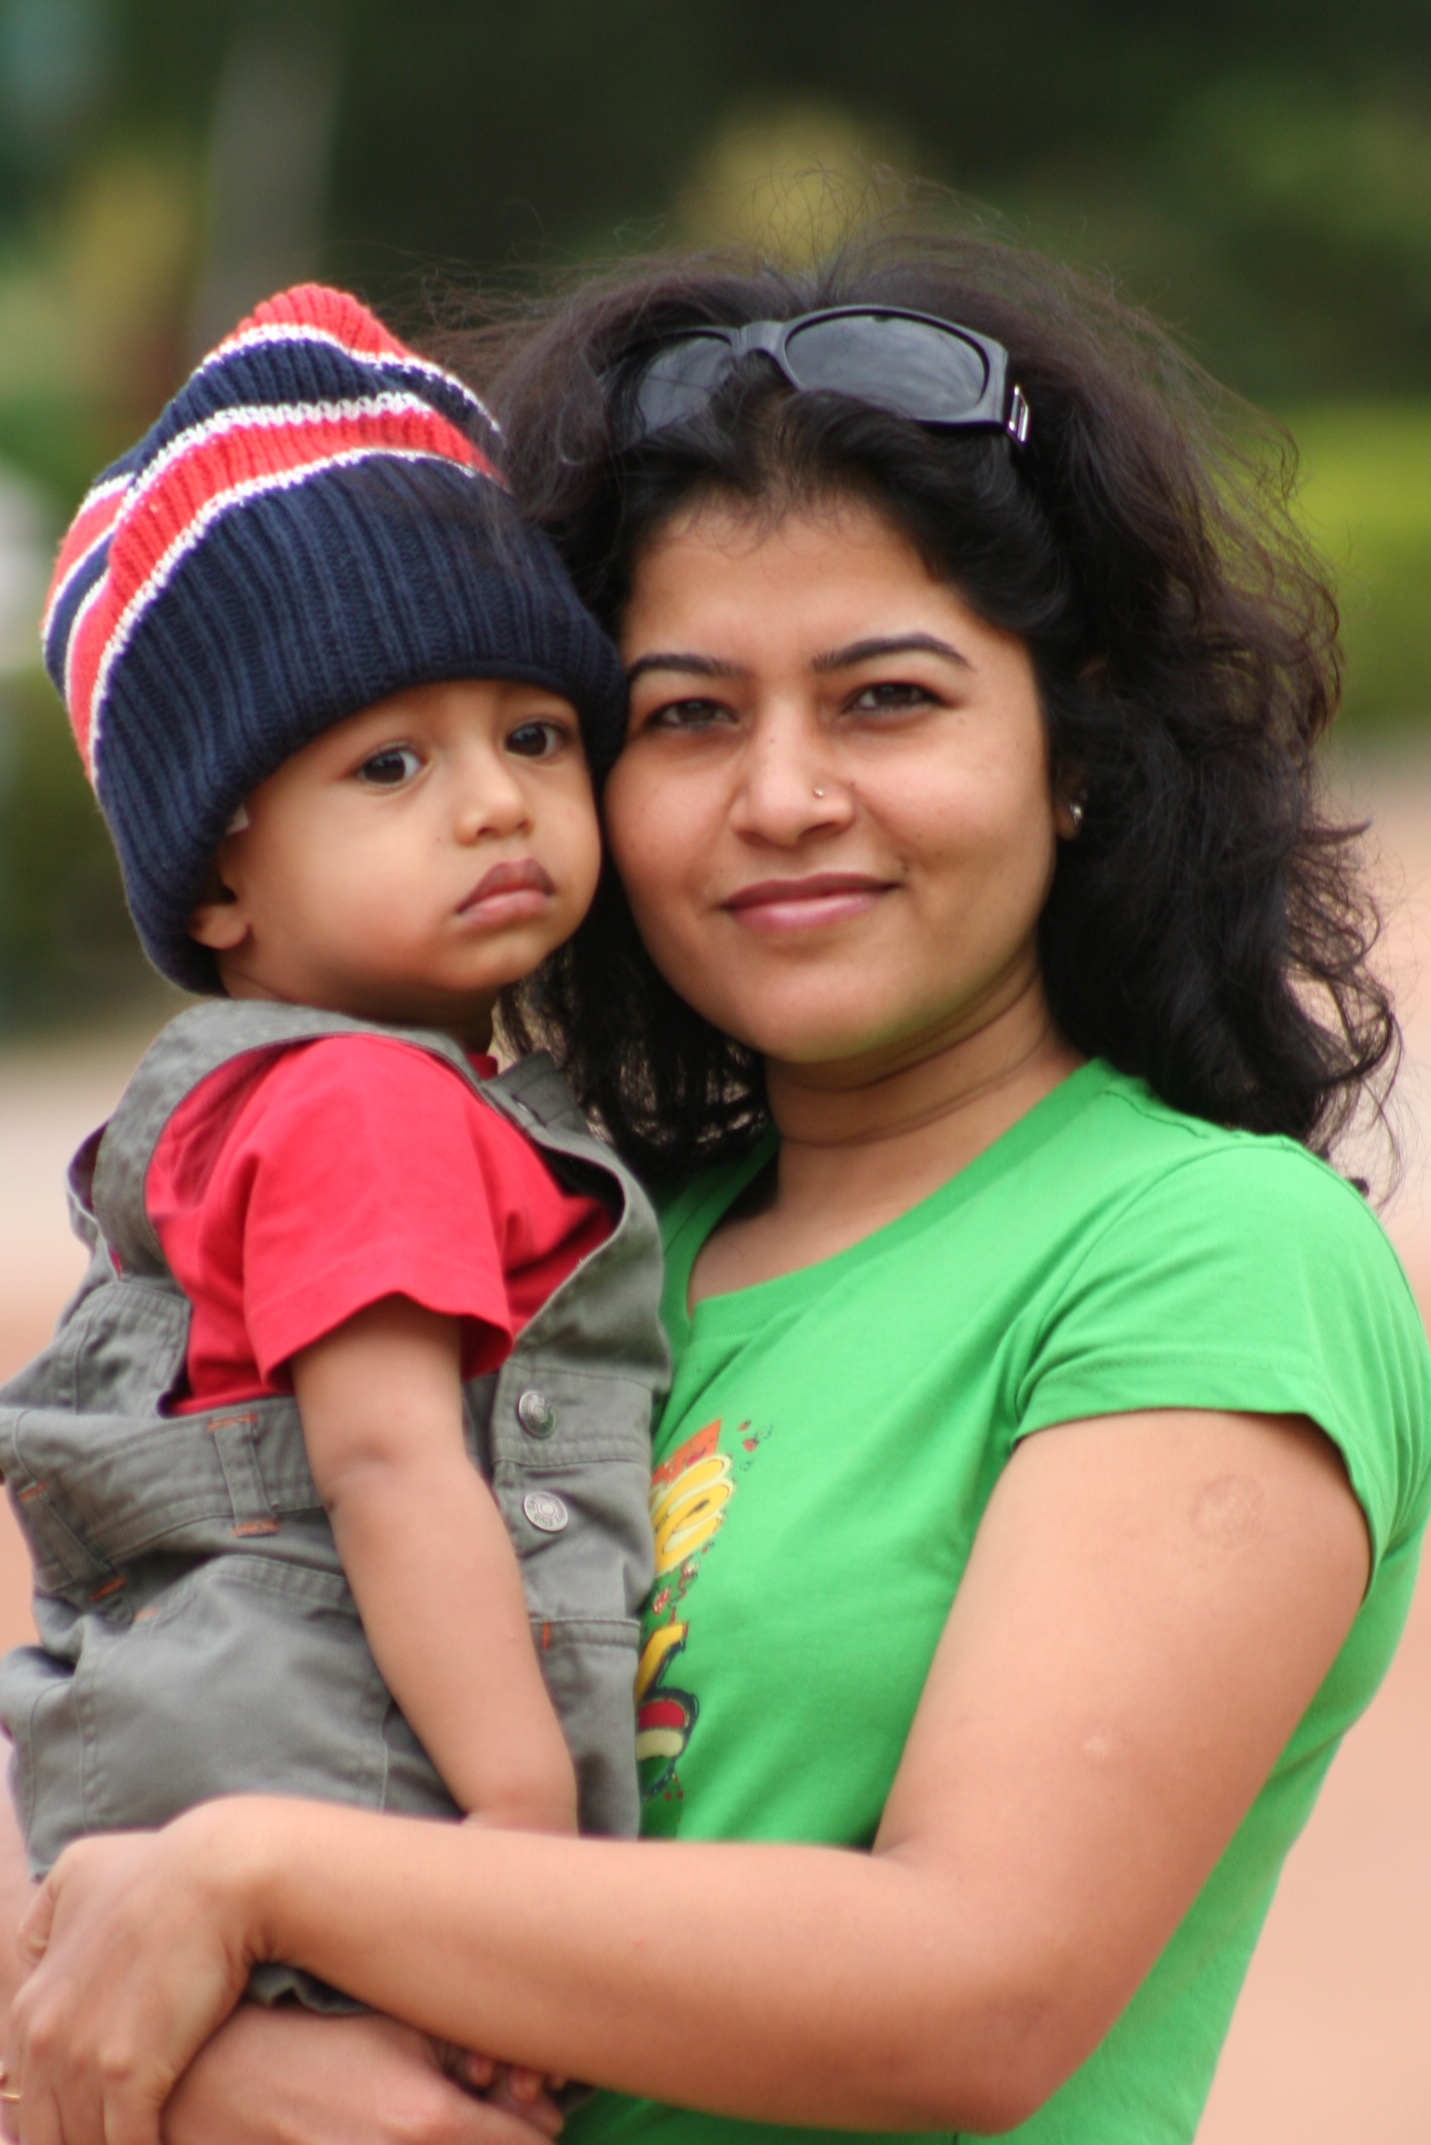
609, 305, 1031, 452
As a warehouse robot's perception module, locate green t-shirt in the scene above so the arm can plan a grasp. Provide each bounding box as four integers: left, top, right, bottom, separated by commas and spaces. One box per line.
569, 1061, 1431, 2145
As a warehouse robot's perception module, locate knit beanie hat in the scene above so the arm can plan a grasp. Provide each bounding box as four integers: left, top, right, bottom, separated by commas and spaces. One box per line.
42, 283, 626, 992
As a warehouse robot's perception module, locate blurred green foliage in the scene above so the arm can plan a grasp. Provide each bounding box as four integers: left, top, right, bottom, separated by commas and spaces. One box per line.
1292, 405, 1431, 729
0, 670, 159, 1028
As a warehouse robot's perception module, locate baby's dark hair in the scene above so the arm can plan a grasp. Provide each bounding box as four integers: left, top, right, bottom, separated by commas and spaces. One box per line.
437, 225, 1394, 1180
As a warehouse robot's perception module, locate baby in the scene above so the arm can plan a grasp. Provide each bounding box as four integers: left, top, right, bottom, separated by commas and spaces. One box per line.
0, 286, 665, 2019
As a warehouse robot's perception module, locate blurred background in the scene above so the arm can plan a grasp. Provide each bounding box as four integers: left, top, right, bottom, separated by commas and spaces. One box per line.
0, 3, 1430, 2138
2, 0, 1431, 1023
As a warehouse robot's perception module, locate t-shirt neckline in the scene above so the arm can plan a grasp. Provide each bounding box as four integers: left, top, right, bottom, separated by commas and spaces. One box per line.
670, 1056, 1119, 1346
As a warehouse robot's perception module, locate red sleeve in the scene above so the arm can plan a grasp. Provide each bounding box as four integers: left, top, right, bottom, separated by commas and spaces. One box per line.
238, 1039, 522, 1378
149, 1036, 554, 1392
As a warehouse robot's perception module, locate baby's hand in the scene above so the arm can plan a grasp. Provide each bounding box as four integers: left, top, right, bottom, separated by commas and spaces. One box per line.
453, 2049, 569, 2137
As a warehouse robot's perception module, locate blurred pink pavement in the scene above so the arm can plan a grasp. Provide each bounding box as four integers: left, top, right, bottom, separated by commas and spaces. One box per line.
0, 757, 1428, 2140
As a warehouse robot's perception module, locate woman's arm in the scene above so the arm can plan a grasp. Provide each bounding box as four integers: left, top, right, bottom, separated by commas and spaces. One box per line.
7, 1406, 1369, 2144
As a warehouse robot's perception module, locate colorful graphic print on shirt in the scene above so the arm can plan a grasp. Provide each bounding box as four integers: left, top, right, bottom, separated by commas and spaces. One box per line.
635, 1414, 773, 1810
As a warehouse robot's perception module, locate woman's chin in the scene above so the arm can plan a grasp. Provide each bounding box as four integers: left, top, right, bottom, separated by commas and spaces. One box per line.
720, 1009, 952, 1080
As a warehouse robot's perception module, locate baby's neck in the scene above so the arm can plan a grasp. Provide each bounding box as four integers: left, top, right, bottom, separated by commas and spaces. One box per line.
217, 966, 497, 1057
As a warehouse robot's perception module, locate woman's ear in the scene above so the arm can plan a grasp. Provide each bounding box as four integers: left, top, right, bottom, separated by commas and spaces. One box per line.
1052, 757, 1088, 842
1053, 791, 1086, 841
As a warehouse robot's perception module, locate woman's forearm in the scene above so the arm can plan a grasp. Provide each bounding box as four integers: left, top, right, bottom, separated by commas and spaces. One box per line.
254, 1804, 1047, 2134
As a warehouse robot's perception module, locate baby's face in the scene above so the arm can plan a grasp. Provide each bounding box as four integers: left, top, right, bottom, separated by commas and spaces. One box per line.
188, 678, 602, 1046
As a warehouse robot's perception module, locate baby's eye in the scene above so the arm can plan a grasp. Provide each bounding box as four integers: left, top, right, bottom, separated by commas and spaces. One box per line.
356, 745, 422, 787
847, 681, 939, 714
507, 720, 569, 759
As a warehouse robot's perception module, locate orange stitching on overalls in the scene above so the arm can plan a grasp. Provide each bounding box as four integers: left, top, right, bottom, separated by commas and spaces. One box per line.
208, 1412, 280, 1536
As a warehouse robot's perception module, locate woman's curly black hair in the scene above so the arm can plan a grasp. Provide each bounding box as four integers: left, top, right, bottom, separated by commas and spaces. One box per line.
435, 224, 1396, 1181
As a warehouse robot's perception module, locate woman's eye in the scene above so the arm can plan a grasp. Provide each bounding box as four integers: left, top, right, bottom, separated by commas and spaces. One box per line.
356, 745, 422, 787
507, 720, 569, 759
643, 697, 736, 733
848, 680, 939, 714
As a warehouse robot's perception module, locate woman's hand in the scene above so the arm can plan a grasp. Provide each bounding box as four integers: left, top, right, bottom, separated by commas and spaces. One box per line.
1, 1816, 564, 2145
4, 1810, 268, 2145
4, 2006, 563, 2145
163, 2010, 562, 2145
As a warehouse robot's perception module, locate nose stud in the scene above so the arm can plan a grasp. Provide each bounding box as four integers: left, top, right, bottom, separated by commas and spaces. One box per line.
813, 786, 827, 799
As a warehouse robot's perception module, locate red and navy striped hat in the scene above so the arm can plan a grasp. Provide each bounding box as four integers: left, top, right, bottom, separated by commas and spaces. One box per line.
42, 283, 625, 991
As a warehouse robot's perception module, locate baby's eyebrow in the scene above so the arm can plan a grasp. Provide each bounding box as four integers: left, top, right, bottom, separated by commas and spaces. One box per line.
813, 633, 971, 672
625, 651, 748, 684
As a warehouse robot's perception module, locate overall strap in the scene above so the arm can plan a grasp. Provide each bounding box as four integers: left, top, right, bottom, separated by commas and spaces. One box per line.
481, 1051, 600, 1142
91, 1001, 480, 1278
477, 1058, 668, 1386
477, 1052, 650, 1220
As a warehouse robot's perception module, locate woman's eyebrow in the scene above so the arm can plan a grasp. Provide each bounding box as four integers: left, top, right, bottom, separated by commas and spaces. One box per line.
625, 651, 747, 685
813, 633, 971, 672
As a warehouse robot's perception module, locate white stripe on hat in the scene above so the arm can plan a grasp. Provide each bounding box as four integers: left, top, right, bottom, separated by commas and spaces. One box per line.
123, 391, 485, 517
40, 471, 133, 642
192, 320, 502, 432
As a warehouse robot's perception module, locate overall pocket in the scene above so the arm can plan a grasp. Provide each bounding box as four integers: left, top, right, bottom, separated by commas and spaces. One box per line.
70, 1554, 436, 1833
533, 1614, 642, 1838
0, 1643, 83, 1873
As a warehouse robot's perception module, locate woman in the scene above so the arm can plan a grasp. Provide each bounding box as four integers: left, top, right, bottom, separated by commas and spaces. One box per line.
2, 229, 1428, 2145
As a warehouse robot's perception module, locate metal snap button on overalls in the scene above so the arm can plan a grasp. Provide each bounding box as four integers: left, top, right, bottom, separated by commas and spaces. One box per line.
523, 1489, 569, 1533
517, 1388, 556, 1437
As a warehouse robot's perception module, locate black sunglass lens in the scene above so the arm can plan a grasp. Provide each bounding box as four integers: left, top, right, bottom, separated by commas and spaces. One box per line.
629, 335, 735, 439
784, 316, 990, 424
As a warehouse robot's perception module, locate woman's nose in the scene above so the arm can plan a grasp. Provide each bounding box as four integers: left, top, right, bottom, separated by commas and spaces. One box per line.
730, 712, 855, 844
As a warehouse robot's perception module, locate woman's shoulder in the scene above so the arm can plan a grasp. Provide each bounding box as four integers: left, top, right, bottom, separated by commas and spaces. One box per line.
1026, 1062, 1431, 1556
1069, 1061, 1396, 1241
1057, 1064, 1424, 1389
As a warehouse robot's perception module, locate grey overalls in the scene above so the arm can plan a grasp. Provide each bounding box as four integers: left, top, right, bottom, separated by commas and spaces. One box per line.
0, 1002, 667, 1912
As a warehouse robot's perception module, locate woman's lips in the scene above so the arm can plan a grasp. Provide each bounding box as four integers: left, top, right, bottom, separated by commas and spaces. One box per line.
722, 873, 891, 934
457, 857, 555, 926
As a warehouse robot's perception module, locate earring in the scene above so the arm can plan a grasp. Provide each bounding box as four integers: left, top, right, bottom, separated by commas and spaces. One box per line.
1066, 797, 1085, 833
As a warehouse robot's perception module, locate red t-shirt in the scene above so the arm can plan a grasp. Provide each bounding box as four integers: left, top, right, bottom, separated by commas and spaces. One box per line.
145, 1035, 612, 1413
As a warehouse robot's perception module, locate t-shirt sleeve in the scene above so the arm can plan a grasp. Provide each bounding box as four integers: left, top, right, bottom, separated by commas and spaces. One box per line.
1016, 1142, 1431, 1566
229, 1038, 524, 1381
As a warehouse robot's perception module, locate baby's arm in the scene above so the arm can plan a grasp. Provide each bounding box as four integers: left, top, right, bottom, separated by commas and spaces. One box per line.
291, 1295, 577, 1835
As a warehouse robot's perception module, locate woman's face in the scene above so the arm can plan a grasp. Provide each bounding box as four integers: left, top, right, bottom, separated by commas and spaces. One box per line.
604, 494, 1067, 1078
